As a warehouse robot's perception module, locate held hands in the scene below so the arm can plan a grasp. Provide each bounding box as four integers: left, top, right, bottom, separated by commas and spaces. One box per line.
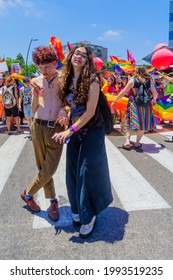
56, 116, 69, 127
56, 108, 69, 127
52, 129, 73, 144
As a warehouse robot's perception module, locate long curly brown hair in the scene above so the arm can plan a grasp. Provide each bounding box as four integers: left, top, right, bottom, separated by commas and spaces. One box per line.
59, 45, 96, 106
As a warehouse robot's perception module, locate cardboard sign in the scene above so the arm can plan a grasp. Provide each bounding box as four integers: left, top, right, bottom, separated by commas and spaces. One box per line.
0, 61, 8, 73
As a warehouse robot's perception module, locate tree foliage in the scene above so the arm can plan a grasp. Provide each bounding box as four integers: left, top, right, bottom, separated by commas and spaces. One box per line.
4, 53, 37, 76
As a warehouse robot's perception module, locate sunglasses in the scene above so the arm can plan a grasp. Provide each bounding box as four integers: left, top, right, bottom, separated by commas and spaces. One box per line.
74, 51, 88, 59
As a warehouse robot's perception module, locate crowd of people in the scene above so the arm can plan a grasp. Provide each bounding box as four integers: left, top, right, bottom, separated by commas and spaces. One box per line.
0, 45, 173, 238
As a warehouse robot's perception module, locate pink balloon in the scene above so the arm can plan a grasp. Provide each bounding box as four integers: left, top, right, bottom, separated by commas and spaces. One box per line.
151, 47, 173, 70
154, 43, 168, 51
93, 57, 103, 71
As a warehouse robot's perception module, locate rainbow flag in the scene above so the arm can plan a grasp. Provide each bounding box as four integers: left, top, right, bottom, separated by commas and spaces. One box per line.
110, 55, 134, 74
11, 73, 24, 87
153, 99, 173, 121
49, 36, 65, 68
146, 66, 156, 74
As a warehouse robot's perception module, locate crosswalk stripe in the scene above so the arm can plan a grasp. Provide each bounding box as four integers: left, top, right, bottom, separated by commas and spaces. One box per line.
32, 135, 171, 229
105, 137, 171, 212
32, 145, 71, 229
0, 134, 27, 195
130, 134, 173, 173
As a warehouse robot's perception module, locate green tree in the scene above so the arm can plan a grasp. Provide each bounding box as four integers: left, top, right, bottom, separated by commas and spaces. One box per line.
5, 57, 15, 73
14, 53, 25, 68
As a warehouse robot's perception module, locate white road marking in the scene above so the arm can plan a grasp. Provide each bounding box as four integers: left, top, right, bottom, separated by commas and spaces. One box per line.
105, 137, 171, 212
32, 145, 72, 228
0, 134, 27, 195
33, 135, 171, 229
130, 134, 173, 173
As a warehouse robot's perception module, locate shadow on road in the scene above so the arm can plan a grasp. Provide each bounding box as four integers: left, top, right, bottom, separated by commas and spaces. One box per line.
54, 206, 129, 244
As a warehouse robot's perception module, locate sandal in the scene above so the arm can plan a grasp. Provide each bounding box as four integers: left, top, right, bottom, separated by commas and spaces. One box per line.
122, 144, 131, 150
4, 131, 12, 135
135, 143, 142, 148
135, 143, 143, 152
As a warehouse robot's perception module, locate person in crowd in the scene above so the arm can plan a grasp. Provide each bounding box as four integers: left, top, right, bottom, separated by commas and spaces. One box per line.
0, 75, 6, 124
102, 74, 119, 123
21, 46, 68, 222
111, 66, 158, 151
107, 74, 117, 94
1, 75, 22, 135
52, 45, 113, 238
117, 75, 130, 133
152, 74, 166, 99
14, 79, 25, 125
19, 77, 34, 139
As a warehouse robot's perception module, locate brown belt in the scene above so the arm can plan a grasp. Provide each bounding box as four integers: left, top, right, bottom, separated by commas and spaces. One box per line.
34, 118, 56, 128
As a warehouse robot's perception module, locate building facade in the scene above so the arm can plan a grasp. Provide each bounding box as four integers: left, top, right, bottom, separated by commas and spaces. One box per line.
63, 41, 108, 62
169, 0, 173, 47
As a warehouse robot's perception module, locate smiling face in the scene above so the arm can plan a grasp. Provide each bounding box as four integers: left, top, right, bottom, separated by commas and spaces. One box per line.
71, 47, 88, 69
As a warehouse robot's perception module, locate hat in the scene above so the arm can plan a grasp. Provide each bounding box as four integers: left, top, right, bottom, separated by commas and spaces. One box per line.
152, 74, 162, 80
23, 77, 30, 83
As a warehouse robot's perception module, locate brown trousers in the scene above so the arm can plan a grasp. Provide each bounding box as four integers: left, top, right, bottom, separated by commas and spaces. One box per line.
27, 121, 63, 199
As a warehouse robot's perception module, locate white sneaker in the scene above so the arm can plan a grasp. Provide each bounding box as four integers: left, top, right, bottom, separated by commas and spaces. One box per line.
72, 213, 81, 226
79, 216, 96, 237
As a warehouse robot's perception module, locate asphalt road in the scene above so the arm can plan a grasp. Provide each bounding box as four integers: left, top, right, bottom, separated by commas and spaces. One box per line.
0, 122, 173, 261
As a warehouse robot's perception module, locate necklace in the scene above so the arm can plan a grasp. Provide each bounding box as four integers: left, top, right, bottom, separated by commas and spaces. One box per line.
46, 73, 57, 88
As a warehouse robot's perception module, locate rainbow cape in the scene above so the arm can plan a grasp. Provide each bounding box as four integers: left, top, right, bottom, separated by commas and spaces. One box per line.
106, 93, 173, 122
49, 36, 65, 68
105, 93, 128, 111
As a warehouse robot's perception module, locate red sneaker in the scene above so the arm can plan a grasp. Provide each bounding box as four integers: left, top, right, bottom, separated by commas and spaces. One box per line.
48, 199, 59, 222
21, 189, 41, 213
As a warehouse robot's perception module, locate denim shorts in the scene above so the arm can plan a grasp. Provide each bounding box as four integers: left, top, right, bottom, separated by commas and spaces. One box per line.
23, 104, 34, 119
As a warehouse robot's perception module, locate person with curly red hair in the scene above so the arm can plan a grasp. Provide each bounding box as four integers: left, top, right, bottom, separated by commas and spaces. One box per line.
21, 46, 68, 222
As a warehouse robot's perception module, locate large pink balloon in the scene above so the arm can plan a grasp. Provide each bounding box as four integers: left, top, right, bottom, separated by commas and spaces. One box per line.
151, 46, 173, 70
154, 43, 168, 51
93, 57, 103, 71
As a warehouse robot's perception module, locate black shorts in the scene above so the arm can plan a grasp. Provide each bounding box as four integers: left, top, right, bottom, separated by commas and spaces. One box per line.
4, 105, 19, 117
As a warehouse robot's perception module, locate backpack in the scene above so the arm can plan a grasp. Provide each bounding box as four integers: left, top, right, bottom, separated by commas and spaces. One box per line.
98, 89, 114, 135
2, 86, 16, 108
134, 78, 152, 107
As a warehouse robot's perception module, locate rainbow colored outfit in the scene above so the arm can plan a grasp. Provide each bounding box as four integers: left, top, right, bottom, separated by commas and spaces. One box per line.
125, 78, 155, 131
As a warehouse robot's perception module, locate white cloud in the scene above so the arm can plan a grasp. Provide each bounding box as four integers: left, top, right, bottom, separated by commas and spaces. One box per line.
0, 0, 43, 17
98, 29, 124, 41
91, 23, 98, 28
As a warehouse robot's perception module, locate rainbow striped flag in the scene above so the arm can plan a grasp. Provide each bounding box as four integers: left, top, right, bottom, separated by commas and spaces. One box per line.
110, 55, 134, 74
49, 36, 65, 68
146, 66, 156, 74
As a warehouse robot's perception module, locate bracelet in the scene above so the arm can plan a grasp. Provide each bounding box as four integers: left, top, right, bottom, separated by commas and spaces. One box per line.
33, 91, 40, 96
70, 125, 79, 132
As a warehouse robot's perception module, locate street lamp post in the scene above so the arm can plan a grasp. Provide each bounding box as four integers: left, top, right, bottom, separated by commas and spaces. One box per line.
25, 38, 38, 77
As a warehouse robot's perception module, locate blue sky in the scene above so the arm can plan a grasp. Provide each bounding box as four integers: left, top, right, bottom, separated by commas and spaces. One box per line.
0, 0, 170, 64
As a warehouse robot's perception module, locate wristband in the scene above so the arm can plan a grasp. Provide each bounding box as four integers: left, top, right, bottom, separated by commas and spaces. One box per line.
33, 91, 40, 96
70, 125, 79, 132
